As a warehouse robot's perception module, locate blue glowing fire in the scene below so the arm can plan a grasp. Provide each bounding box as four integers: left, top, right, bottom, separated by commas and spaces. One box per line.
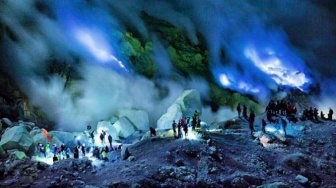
54, 1, 128, 71
212, 28, 311, 96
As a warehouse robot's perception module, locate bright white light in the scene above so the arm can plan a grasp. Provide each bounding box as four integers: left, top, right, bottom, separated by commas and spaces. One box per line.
74, 28, 127, 70
186, 129, 200, 140
75, 29, 111, 61
244, 46, 309, 90
219, 74, 230, 86
265, 125, 277, 133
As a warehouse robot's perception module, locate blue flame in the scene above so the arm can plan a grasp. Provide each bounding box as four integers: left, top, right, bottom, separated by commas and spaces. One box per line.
212, 27, 312, 96
54, 1, 128, 71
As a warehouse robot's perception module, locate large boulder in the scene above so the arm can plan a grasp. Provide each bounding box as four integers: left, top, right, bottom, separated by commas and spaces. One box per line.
157, 104, 183, 130
174, 89, 202, 117
157, 89, 202, 130
113, 117, 137, 139
0, 125, 35, 156
0, 146, 6, 158
1, 118, 13, 128
116, 109, 149, 131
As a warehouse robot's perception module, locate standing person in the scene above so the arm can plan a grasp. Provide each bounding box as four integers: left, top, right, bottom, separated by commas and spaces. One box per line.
108, 134, 113, 149
192, 116, 197, 131
261, 119, 267, 133
248, 110, 255, 137
172, 120, 177, 138
100, 131, 105, 145
73, 147, 79, 159
90, 130, 95, 143
150, 127, 156, 137
237, 103, 242, 118
194, 110, 199, 120
183, 120, 188, 138
328, 108, 333, 120
177, 119, 182, 138
280, 118, 287, 136
81, 144, 86, 156
243, 105, 248, 119
320, 111, 325, 120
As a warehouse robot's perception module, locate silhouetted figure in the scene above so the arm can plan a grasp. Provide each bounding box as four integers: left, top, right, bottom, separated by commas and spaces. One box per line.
81, 144, 86, 156
100, 131, 105, 144
172, 120, 177, 137
313, 107, 318, 121
90, 131, 95, 143
177, 118, 183, 138
328, 108, 333, 120
150, 127, 156, 137
280, 118, 287, 136
237, 103, 242, 118
262, 119, 267, 133
73, 147, 79, 159
108, 134, 113, 149
193, 110, 199, 120
243, 105, 247, 119
53, 154, 58, 162
105, 145, 109, 153
248, 110, 255, 137
191, 116, 196, 131
266, 109, 272, 123
308, 107, 314, 120
93, 147, 100, 159
183, 122, 188, 138
60, 143, 65, 152
320, 111, 325, 120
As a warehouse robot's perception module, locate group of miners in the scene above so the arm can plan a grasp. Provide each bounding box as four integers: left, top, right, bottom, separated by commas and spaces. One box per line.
36, 128, 121, 162
237, 100, 335, 138
301, 107, 333, 121
172, 110, 201, 138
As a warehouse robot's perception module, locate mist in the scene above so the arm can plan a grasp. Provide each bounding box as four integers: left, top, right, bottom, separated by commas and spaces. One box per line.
1, 0, 336, 131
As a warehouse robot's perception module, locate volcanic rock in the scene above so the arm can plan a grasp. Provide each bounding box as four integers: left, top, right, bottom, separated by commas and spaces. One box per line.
1, 118, 13, 128
113, 117, 137, 139
121, 146, 131, 160
296, 174, 309, 185
257, 182, 290, 188
116, 109, 149, 131
0, 125, 35, 156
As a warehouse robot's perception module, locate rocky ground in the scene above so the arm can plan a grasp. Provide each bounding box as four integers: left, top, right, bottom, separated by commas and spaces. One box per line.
0, 114, 336, 188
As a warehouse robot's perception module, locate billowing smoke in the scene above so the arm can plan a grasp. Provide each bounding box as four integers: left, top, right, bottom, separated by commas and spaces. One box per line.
1, 0, 336, 130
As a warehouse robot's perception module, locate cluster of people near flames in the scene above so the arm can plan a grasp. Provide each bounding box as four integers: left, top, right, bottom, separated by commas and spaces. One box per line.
171, 110, 201, 138
36, 129, 121, 162
237, 100, 334, 139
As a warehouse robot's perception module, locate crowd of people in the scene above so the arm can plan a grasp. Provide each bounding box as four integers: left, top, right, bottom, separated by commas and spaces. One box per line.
36, 129, 121, 163
172, 110, 201, 139
237, 100, 334, 138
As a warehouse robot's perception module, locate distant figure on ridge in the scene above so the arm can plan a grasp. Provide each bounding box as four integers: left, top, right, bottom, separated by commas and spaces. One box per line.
172, 120, 177, 138
243, 105, 248, 119
261, 119, 267, 133
150, 127, 156, 137
248, 110, 255, 138
237, 103, 241, 118
328, 108, 333, 120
